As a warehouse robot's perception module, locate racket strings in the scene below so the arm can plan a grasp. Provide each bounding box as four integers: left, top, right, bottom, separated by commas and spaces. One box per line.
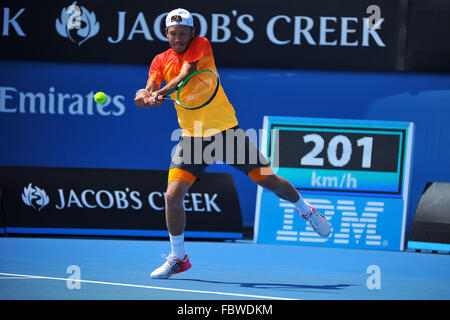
178, 71, 218, 109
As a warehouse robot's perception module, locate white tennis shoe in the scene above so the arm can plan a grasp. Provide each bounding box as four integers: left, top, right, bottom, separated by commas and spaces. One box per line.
150, 253, 191, 279
296, 203, 332, 237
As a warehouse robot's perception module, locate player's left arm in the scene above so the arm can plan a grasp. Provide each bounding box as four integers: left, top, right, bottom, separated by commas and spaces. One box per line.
151, 61, 197, 100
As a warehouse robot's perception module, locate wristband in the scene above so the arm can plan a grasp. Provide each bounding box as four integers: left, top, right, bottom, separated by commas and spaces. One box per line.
136, 88, 151, 97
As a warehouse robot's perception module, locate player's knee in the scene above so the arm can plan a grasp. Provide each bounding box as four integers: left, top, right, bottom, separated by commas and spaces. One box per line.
165, 188, 185, 208
165, 181, 191, 208
165, 188, 180, 201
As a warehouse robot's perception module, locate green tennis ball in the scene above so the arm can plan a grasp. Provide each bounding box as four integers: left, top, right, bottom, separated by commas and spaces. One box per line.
94, 91, 107, 104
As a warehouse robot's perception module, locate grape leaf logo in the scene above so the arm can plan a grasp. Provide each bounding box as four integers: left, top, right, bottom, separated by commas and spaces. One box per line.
21, 183, 50, 211
55, 1, 100, 46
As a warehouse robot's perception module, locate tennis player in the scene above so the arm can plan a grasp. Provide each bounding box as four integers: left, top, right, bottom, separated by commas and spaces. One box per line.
134, 8, 331, 279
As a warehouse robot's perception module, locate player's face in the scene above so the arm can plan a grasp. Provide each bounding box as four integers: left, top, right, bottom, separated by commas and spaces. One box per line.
166, 26, 195, 54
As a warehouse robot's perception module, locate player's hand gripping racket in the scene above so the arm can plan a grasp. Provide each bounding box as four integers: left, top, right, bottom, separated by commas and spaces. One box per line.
157, 69, 220, 110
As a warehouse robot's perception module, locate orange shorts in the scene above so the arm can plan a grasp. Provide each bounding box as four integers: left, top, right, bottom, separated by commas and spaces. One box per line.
168, 168, 197, 185
168, 165, 273, 185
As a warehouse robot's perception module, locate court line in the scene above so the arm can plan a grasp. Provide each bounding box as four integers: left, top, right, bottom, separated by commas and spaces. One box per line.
0, 272, 297, 300
0, 276, 37, 279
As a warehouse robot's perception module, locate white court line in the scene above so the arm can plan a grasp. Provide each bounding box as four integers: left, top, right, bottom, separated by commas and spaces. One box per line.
0, 276, 36, 279
0, 272, 297, 300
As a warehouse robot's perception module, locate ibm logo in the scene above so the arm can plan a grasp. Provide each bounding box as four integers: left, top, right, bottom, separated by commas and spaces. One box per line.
276, 198, 386, 247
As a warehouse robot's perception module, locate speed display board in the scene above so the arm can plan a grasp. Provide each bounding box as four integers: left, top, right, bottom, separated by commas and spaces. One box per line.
254, 116, 414, 250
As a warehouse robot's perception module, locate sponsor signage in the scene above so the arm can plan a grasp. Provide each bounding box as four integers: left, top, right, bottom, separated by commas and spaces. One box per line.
0, 166, 243, 239
0, 85, 126, 117
0, 0, 407, 70
254, 116, 414, 250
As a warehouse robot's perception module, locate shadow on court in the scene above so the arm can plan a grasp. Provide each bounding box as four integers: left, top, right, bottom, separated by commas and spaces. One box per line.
170, 278, 356, 292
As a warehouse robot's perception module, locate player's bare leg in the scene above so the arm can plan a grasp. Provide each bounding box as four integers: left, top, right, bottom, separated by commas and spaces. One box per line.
164, 180, 190, 236
151, 180, 192, 279
257, 174, 331, 237
256, 174, 300, 203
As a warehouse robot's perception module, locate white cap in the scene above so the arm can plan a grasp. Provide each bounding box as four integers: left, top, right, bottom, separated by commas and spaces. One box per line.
165, 8, 194, 28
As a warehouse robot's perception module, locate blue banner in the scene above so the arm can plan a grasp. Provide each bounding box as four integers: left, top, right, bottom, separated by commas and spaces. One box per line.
1, 60, 449, 232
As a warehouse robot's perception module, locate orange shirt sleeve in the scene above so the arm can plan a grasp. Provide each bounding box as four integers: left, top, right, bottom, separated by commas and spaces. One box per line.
148, 54, 163, 87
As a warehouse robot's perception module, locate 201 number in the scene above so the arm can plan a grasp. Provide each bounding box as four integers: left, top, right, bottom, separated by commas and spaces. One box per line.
300, 134, 373, 168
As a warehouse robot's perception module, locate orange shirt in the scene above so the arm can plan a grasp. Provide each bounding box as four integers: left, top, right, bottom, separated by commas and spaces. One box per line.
148, 36, 238, 137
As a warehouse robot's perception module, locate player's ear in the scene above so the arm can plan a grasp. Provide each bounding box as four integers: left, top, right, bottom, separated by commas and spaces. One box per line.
191, 27, 196, 38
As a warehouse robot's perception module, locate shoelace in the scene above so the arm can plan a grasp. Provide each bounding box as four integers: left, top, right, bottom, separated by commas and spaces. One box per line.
304, 206, 313, 220
160, 254, 178, 270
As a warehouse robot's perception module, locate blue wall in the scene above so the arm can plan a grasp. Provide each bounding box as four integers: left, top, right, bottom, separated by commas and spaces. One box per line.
1, 61, 450, 237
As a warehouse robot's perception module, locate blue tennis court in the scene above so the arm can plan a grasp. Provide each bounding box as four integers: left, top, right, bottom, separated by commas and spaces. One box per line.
0, 236, 448, 300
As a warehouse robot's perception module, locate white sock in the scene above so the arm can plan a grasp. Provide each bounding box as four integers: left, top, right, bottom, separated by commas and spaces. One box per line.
169, 233, 186, 259
293, 194, 311, 218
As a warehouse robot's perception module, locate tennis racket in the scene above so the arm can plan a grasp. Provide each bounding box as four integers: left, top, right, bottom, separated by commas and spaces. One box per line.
157, 69, 220, 110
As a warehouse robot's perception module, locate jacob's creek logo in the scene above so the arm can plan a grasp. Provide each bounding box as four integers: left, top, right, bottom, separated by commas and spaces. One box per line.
55, 2, 100, 46
21, 183, 50, 211
3, 4, 385, 47
20, 184, 221, 213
